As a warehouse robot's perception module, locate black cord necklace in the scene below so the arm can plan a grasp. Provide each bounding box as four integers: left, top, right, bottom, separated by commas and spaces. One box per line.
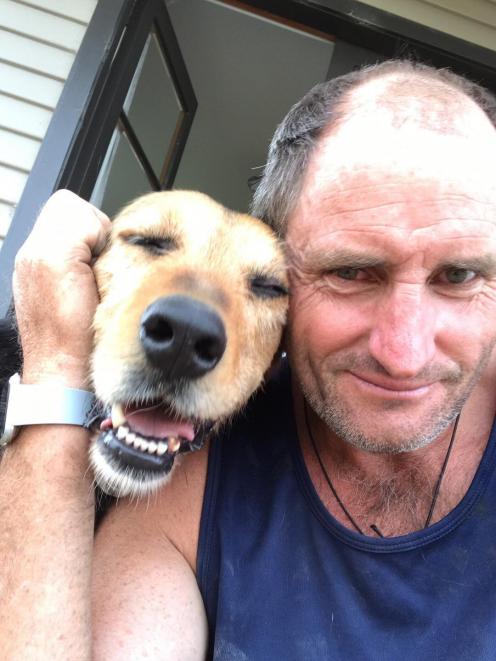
303, 401, 461, 537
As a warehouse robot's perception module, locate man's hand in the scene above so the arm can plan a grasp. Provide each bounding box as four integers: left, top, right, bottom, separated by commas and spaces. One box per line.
13, 189, 111, 387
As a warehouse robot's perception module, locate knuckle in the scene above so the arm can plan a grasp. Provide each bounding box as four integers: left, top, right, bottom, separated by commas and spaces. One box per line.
42, 189, 83, 218
51, 188, 78, 203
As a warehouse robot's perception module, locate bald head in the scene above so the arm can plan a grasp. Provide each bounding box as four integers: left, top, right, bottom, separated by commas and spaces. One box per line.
340, 70, 495, 136
251, 60, 496, 235
315, 70, 496, 194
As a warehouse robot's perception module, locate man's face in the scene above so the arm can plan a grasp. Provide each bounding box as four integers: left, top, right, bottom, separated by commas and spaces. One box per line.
286, 101, 496, 453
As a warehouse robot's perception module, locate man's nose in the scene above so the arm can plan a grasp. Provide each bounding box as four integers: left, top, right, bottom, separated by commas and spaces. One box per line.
368, 285, 437, 378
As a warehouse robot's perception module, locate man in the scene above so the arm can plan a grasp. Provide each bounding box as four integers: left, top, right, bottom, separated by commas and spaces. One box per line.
2, 60, 496, 659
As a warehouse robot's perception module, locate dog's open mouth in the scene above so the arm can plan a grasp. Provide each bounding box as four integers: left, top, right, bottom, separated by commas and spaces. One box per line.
92, 401, 212, 495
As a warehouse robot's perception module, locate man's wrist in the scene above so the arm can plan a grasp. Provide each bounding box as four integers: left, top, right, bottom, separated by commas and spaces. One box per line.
3, 425, 95, 507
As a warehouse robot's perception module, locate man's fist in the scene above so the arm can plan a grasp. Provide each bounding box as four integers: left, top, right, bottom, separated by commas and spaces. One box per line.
13, 190, 111, 388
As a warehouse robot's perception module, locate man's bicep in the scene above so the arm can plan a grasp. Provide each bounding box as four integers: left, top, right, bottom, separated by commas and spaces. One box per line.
92, 502, 208, 660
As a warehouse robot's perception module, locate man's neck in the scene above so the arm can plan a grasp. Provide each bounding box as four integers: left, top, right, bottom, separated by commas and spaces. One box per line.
294, 382, 495, 538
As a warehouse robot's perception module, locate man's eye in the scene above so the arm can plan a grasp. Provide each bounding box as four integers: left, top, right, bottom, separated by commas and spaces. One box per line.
333, 267, 366, 281
438, 267, 477, 285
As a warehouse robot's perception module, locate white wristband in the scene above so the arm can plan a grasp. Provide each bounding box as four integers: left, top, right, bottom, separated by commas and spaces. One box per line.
1, 373, 97, 446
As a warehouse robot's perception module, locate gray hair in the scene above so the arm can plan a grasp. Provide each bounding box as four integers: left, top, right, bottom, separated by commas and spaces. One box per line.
251, 59, 496, 236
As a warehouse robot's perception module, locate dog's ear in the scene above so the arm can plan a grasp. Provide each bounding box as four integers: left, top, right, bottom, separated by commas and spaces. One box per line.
264, 331, 287, 381
0, 312, 21, 384
0, 313, 21, 435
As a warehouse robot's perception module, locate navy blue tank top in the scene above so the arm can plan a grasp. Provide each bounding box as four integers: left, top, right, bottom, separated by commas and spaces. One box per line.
197, 364, 496, 660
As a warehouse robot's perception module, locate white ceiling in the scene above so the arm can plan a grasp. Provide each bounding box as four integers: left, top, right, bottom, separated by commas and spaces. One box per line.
168, 0, 334, 213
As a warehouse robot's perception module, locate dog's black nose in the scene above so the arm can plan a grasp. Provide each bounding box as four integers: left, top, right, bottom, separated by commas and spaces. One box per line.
140, 296, 226, 379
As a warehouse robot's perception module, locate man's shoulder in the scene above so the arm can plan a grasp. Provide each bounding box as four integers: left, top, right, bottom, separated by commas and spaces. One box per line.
206, 359, 295, 492
97, 439, 209, 572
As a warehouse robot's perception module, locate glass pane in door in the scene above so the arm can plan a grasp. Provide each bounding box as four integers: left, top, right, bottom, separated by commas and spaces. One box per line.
124, 32, 183, 182
91, 126, 153, 218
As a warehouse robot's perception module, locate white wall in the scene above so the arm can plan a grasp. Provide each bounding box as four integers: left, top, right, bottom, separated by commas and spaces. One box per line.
0, 0, 97, 243
360, 0, 496, 51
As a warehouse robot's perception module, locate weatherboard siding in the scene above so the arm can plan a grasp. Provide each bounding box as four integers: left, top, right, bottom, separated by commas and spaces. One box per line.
0, 0, 97, 244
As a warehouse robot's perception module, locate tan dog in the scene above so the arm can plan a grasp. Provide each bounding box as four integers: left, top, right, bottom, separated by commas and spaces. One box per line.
89, 191, 288, 497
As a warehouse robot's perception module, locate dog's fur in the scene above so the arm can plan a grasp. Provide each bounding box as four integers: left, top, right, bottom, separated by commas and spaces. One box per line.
1, 191, 288, 498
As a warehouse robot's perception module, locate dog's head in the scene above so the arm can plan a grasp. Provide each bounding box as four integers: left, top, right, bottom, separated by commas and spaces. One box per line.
90, 191, 288, 497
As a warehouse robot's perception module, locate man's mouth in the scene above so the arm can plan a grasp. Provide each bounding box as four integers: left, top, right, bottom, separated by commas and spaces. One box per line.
348, 371, 434, 397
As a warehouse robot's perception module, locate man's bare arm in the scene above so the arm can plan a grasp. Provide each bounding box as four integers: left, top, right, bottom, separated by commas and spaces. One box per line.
0, 427, 95, 660
0, 191, 110, 660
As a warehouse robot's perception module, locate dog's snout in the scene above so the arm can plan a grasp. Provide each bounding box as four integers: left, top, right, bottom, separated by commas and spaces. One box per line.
140, 295, 226, 379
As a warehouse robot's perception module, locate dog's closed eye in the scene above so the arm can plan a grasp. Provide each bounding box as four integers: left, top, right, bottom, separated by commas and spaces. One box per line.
250, 275, 288, 299
124, 234, 177, 256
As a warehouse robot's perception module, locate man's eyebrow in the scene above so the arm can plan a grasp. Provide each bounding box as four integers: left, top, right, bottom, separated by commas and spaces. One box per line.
297, 249, 386, 271
292, 250, 496, 275
437, 255, 496, 275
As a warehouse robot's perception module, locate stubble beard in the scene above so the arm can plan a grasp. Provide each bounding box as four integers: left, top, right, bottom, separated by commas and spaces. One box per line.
295, 349, 493, 455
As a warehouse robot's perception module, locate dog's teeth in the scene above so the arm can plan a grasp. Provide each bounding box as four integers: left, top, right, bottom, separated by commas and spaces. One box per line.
140, 438, 150, 452
157, 441, 168, 456
168, 436, 181, 453
147, 441, 158, 454
111, 403, 126, 429
125, 432, 136, 446
116, 426, 129, 441
132, 436, 141, 450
